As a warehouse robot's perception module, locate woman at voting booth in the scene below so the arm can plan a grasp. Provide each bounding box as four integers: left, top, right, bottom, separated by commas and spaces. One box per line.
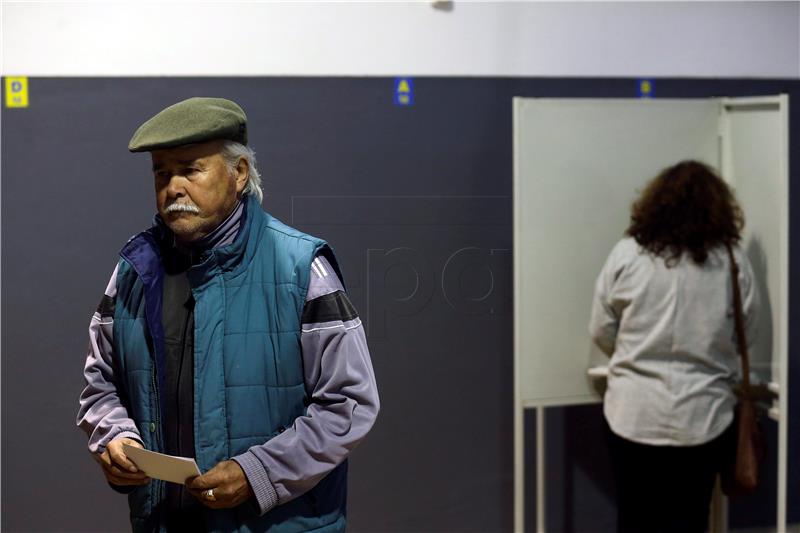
589, 160, 759, 533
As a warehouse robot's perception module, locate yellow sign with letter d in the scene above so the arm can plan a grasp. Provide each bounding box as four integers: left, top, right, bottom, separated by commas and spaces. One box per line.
6, 77, 29, 108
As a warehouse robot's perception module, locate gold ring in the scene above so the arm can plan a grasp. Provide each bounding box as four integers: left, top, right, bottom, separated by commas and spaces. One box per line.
204, 489, 215, 500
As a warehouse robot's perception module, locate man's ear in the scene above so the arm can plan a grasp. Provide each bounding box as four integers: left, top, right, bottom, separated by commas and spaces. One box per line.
234, 157, 249, 194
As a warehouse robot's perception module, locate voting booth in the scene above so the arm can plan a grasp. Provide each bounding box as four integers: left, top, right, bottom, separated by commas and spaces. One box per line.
513, 96, 789, 532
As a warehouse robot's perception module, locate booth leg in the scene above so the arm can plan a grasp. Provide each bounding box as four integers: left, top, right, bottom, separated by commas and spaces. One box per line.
537, 407, 546, 533
708, 476, 728, 533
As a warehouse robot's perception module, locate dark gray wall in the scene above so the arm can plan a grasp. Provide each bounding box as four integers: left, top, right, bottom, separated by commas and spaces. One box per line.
2, 77, 798, 532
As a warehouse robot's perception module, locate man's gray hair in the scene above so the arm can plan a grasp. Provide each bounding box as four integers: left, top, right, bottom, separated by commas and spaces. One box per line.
221, 141, 263, 203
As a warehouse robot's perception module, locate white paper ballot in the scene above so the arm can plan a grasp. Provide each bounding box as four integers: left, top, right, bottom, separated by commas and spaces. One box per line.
122, 444, 201, 485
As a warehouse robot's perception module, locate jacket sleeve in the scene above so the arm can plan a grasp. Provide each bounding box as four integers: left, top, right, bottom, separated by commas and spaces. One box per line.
233, 255, 380, 515
76, 263, 142, 454
736, 247, 761, 356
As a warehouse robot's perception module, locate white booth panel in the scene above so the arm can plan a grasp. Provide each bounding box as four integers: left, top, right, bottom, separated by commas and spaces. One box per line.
513, 98, 720, 406
721, 97, 788, 385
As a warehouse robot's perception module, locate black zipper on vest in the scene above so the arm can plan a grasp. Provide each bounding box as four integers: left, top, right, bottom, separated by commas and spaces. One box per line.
151, 367, 164, 506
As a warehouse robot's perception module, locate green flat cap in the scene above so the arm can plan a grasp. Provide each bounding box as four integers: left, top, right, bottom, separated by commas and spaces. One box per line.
128, 97, 247, 152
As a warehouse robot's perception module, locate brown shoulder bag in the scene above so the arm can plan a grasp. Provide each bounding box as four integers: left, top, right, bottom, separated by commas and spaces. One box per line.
721, 242, 763, 497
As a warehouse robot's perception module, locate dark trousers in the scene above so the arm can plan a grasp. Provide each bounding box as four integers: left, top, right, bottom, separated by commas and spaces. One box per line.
604, 418, 735, 533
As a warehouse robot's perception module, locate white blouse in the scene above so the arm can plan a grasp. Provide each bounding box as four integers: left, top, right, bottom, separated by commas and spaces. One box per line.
589, 237, 759, 446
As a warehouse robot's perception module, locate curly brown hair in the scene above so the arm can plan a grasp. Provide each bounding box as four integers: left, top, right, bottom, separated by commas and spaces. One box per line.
626, 160, 744, 265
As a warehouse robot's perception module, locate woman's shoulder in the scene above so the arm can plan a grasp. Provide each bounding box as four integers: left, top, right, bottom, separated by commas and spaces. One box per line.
615, 236, 640, 251
708, 242, 750, 269
601, 237, 646, 276
609, 237, 642, 260
728, 243, 757, 279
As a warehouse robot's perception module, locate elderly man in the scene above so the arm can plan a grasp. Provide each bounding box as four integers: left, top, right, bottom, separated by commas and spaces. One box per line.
77, 97, 379, 532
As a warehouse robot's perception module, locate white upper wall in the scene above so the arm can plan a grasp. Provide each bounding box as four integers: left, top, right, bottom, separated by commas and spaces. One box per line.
2, 1, 799, 78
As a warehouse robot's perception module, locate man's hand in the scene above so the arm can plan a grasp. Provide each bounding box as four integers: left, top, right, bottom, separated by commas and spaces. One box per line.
96, 438, 151, 486
186, 460, 254, 509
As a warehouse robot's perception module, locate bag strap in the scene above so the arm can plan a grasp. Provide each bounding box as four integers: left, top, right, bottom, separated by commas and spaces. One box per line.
725, 242, 751, 393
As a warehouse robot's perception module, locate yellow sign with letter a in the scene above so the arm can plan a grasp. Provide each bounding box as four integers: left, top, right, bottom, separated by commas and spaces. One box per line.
6, 77, 29, 108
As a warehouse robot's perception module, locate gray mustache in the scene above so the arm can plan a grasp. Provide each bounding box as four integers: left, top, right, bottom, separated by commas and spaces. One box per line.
165, 203, 200, 214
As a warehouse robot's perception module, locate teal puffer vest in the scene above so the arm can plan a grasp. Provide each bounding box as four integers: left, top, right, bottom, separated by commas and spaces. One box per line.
112, 195, 347, 532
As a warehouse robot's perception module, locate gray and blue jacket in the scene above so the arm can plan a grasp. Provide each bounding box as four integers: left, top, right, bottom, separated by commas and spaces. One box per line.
77, 195, 379, 532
